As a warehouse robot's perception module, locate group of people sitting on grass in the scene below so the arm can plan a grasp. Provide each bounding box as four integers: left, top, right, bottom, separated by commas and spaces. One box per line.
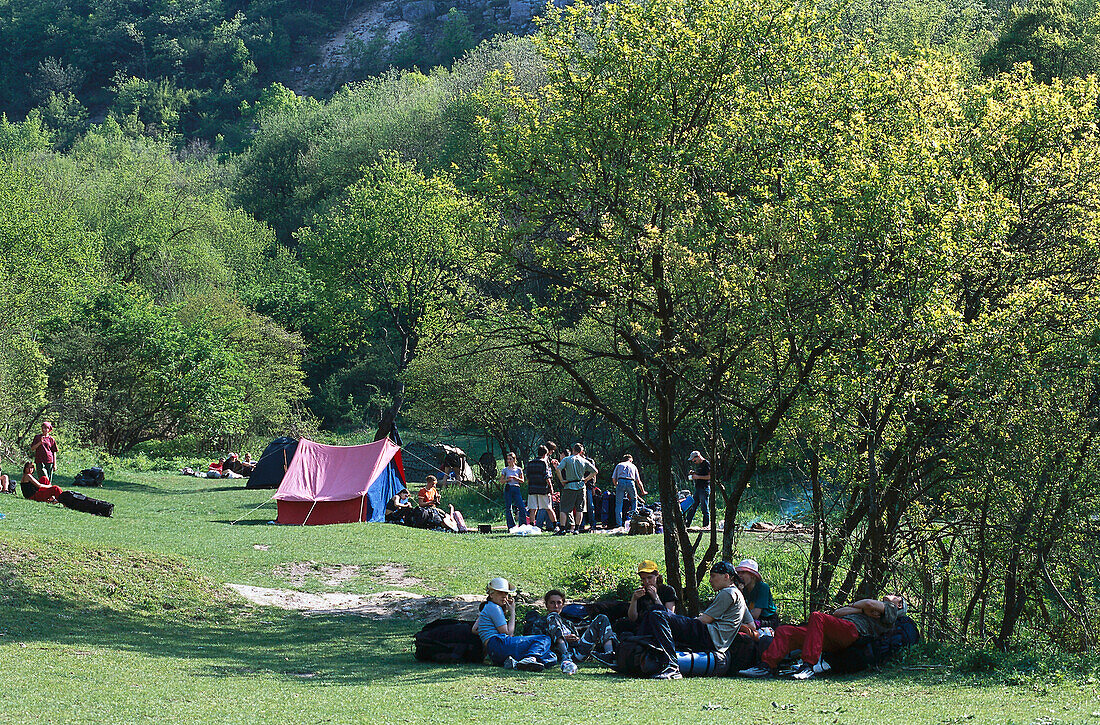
475, 558, 905, 681
181, 452, 256, 479
384, 475, 469, 532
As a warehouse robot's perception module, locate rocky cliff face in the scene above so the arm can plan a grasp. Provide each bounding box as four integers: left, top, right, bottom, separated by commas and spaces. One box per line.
285, 0, 562, 93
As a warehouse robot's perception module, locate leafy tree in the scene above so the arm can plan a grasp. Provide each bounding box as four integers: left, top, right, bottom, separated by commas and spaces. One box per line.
297, 153, 486, 433
980, 0, 1100, 80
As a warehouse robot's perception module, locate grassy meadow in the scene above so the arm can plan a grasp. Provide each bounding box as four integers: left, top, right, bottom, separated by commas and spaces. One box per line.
0, 461, 1096, 724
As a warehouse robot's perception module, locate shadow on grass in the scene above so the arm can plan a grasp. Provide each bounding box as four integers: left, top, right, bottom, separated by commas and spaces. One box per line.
0, 579, 506, 686
104, 479, 255, 495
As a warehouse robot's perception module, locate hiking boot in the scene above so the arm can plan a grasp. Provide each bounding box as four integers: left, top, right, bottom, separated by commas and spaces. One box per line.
560, 659, 578, 675
515, 656, 545, 672
738, 665, 773, 678
652, 665, 683, 680
503, 656, 518, 670
588, 650, 616, 668
553, 528, 569, 536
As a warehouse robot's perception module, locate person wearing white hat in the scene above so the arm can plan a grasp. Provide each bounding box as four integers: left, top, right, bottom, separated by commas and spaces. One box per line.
684, 450, 711, 528
475, 577, 556, 672
735, 559, 779, 628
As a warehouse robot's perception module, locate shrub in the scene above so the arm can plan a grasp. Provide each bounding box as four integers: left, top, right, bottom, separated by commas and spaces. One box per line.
557, 542, 637, 598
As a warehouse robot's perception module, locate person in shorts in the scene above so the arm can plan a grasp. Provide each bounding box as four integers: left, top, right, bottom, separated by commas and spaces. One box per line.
557, 443, 597, 534
525, 446, 557, 531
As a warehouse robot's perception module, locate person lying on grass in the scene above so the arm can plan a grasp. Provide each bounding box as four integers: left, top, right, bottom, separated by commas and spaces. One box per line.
739, 593, 906, 680
476, 577, 557, 672
20, 461, 63, 503
636, 560, 754, 680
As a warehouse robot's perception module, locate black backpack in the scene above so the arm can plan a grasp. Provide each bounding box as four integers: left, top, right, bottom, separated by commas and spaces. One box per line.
413, 619, 485, 664
58, 490, 114, 517
73, 467, 105, 487
823, 615, 921, 674
613, 634, 669, 677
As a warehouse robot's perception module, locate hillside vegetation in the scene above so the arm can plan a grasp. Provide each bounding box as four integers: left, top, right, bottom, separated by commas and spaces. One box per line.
2, 0, 1100, 659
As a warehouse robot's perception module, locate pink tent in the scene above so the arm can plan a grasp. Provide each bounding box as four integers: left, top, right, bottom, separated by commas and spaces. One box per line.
275, 438, 406, 525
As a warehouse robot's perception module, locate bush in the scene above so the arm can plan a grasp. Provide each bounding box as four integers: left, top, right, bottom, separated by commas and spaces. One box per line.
557, 542, 637, 599
957, 648, 1000, 673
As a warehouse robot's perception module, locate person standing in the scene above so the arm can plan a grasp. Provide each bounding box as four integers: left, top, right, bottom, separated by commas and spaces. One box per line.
685, 450, 711, 527
499, 452, 528, 529
557, 443, 597, 535
525, 445, 557, 531
30, 421, 58, 484
611, 454, 647, 528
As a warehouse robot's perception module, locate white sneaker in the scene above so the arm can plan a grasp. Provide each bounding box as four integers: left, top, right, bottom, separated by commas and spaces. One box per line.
560, 659, 578, 675
792, 663, 816, 680
503, 656, 517, 670
515, 656, 545, 672
738, 665, 773, 678
812, 658, 832, 675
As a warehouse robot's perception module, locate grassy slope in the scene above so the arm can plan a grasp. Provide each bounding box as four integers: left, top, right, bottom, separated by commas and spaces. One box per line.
0, 467, 1096, 724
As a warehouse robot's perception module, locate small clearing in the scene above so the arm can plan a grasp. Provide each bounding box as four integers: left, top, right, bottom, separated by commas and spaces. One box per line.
273, 561, 360, 588
226, 585, 483, 620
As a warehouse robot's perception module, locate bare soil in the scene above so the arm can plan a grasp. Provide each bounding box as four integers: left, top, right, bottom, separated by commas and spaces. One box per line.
226, 584, 484, 620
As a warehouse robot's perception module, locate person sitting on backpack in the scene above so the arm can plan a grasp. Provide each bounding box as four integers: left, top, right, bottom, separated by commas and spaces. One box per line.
636, 560, 753, 680
476, 577, 556, 672
735, 559, 779, 628
20, 461, 63, 503
739, 594, 905, 680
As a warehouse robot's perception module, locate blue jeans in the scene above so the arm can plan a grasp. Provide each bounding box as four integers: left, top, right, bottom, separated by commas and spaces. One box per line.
485, 634, 555, 666
504, 485, 527, 529
614, 481, 638, 527
685, 485, 710, 526
583, 487, 595, 529
637, 609, 714, 669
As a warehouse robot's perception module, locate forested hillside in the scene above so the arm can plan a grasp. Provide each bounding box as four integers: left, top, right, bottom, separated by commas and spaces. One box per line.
3, 0, 1100, 651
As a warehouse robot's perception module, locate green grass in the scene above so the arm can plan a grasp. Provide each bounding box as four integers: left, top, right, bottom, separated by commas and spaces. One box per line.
0, 463, 1097, 724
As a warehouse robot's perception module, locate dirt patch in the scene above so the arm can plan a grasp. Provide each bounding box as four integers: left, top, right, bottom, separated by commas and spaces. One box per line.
226, 584, 483, 620
372, 563, 422, 588
273, 561, 360, 588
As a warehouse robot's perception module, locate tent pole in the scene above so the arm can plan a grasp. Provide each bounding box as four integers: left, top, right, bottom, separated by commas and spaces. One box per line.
359, 493, 366, 522
302, 500, 318, 526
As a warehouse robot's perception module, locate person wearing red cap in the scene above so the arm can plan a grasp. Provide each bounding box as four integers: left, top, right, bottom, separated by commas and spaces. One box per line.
30, 421, 58, 484
735, 559, 779, 628
19, 461, 63, 503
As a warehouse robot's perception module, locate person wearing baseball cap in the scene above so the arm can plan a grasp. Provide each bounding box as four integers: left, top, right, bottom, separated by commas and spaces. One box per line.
619, 560, 680, 635
735, 559, 779, 628
684, 450, 711, 528
475, 577, 556, 672
636, 560, 753, 680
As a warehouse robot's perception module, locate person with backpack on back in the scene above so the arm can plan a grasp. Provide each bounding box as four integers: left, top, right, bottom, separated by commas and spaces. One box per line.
739, 593, 906, 680
525, 445, 557, 531
636, 560, 753, 679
